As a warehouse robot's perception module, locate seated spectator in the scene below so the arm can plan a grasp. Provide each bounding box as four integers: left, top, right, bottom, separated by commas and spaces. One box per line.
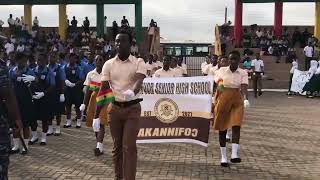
268, 45, 274, 56
256, 28, 263, 47
242, 28, 252, 48
279, 37, 289, 56
131, 39, 139, 56
242, 54, 253, 77
16, 41, 25, 53
4, 39, 14, 55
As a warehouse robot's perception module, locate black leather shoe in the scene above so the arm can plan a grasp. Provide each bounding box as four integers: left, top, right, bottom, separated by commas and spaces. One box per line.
94, 148, 103, 156
28, 138, 38, 145
231, 158, 241, 163
10, 149, 19, 154
258, 92, 263, 96
63, 125, 71, 128
40, 142, 47, 146
47, 133, 53, 136
76, 125, 81, 129
220, 162, 229, 167
54, 133, 61, 136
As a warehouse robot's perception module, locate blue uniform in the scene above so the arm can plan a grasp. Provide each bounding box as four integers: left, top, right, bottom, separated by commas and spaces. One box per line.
83, 62, 96, 77
9, 66, 35, 127
48, 63, 66, 115
64, 64, 85, 107
32, 65, 56, 120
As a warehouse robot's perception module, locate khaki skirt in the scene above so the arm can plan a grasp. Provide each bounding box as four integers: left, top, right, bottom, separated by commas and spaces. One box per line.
86, 91, 110, 127
214, 88, 244, 131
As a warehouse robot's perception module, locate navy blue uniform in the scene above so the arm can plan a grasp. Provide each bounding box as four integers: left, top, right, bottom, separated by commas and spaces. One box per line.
64, 64, 84, 107
32, 65, 56, 120
0, 59, 10, 180
48, 63, 66, 115
9, 67, 35, 127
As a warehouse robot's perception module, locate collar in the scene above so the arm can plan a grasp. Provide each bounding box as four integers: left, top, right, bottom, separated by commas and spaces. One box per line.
227, 66, 240, 73
115, 55, 134, 63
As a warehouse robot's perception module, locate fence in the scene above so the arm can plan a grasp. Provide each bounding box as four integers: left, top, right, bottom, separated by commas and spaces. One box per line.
184, 56, 206, 77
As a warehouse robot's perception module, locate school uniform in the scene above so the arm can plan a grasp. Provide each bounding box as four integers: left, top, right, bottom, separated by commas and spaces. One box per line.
48, 63, 66, 116
64, 64, 85, 107
153, 68, 177, 78
83, 69, 109, 127
251, 58, 264, 97
288, 61, 298, 92
173, 66, 185, 77
32, 66, 56, 121
214, 66, 248, 131
201, 62, 210, 75
83, 62, 96, 77
9, 67, 35, 127
145, 62, 158, 77
303, 60, 318, 97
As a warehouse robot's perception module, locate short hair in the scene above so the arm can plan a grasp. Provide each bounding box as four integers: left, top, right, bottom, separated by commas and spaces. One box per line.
117, 29, 133, 43
69, 53, 78, 59
229, 50, 241, 59
15, 52, 26, 61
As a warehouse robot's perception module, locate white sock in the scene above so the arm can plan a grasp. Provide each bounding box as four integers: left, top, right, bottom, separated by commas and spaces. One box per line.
30, 131, 38, 141
41, 132, 47, 143
55, 126, 61, 134
96, 142, 103, 152
231, 143, 239, 159
47, 125, 53, 134
11, 138, 20, 151
66, 119, 72, 126
76, 119, 82, 126
220, 147, 228, 163
23, 139, 29, 151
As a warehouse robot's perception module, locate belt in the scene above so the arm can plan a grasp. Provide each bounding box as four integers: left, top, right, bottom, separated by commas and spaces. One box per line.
113, 98, 143, 108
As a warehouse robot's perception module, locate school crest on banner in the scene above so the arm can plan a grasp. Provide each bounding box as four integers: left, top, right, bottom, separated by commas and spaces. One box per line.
137, 76, 213, 147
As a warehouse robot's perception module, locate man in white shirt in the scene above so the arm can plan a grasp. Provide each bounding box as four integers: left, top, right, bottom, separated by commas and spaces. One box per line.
33, 16, 39, 27
304, 42, 313, 70
201, 56, 211, 75
153, 56, 177, 78
170, 57, 184, 77
4, 40, 14, 55
251, 53, 264, 98
177, 57, 188, 76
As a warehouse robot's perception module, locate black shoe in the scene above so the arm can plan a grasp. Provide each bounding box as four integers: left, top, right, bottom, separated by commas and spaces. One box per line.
63, 125, 71, 128
40, 142, 47, 146
28, 138, 38, 145
47, 133, 53, 136
10, 149, 20, 154
54, 133, 61, 136
231, 158, 241, 163
76, 125, 81, 129
94, 148, 104, 156
258, 92, 263, 96
226, 138, 231, 143
220, 162, 229, 167
21, 149, 28, 155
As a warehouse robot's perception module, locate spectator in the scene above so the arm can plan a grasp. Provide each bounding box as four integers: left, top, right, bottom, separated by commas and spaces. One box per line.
121, 16, 129, 28
71, 16, 78, 32
301, 28, 311, 48
16, 42, 25, 52
256, 28, 263, 47
4, 40, 14, 55
242, 54, 252, 76
131, 39, 139, 56
242, 28, 252, 48
0, 19, 4, 32
304, 42, 314, 70
112, 21, 118, 40
103, 41, 112, 55
251, 53, 264, 98
221, 20, 231, 37
83, 17, 90, 34
292, 27, 301, 48
104, 16, 108, 37
288, 56, 298, 95
149, 19, 157, 28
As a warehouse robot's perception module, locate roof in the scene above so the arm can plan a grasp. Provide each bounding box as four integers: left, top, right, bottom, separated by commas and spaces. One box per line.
0, 0, 138, 5
160, 38, 212, 45
243, 0, 315, 3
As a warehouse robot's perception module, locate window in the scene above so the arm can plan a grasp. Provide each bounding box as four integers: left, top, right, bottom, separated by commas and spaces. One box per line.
175, 47, 181, 56
185, 47, 193, 56
196, 46, 209, 53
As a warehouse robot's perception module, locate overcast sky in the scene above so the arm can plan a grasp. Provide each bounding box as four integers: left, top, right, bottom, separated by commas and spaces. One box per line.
0, 0, 315, 42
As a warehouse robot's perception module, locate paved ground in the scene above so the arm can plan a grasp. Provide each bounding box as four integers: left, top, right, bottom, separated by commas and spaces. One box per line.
8, 92, 320, 180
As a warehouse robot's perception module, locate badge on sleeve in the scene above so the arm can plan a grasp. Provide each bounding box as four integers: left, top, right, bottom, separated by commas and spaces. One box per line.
72, 70, 76, 74
41, 75, 46, 80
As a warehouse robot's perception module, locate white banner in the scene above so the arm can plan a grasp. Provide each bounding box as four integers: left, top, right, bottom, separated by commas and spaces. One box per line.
137, 76, 214, 147
290, 69, 310, 94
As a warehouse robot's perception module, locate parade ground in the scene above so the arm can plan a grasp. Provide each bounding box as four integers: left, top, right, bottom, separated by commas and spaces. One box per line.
8, 92, 320, 180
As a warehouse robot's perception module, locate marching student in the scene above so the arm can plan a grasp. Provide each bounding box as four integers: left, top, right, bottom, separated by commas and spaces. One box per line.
203, 55, 218, 76
83, 52, 96, 77
170, 57, 184, 77
47, 52, 66, 136
29, 53, 56, 145
80, 54, 108, 156
303, 60, 318, 98
145, 54, 157, 77
153, 56, 177, 78
201, 56, 211, 75
288, 57, 298, 95
63, 53, 85, 128
9, 52, 36, 154
213, 51, 250, 167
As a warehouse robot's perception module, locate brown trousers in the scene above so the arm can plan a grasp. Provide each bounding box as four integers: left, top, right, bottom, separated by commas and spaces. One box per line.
252, 72, 262, 96
108, 103, 141, 180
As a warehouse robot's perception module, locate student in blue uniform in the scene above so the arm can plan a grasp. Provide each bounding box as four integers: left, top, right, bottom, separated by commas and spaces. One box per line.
83, 52, 96, 77
47, 52, 66, 136
64, 53, 85, 128
28, 53, 56, 145
9, 52, 36, 154
59, 53, 68, 67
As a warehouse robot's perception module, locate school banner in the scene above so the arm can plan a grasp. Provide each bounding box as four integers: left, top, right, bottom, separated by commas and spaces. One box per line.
136, 76, 213, 147
290, 69, 310, 94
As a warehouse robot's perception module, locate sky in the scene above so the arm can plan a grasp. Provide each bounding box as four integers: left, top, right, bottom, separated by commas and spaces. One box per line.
0, 0, 315, 43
